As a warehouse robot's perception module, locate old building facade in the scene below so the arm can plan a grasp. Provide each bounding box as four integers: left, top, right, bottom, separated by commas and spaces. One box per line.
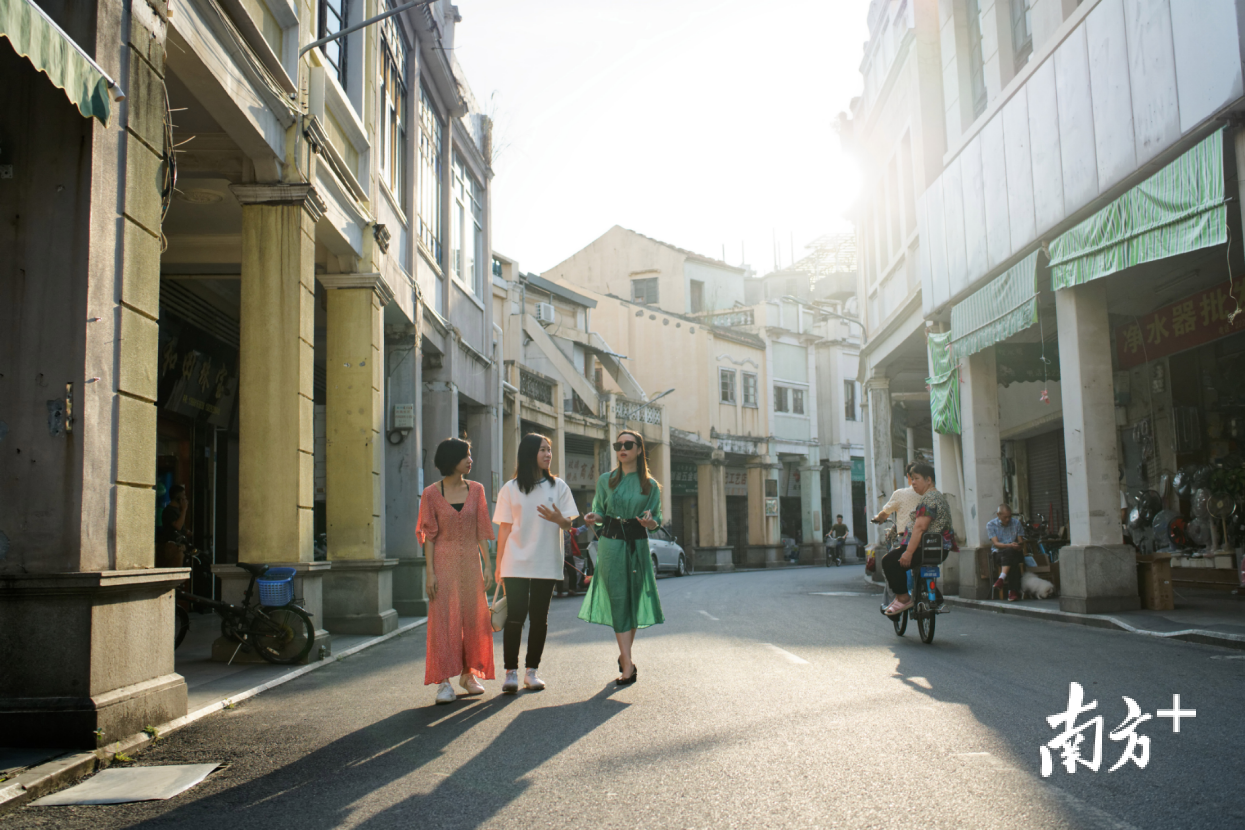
0, 0, 497, 747
852, 0, 1245, 610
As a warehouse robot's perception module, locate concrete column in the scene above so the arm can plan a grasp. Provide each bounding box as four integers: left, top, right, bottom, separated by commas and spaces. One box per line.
422, 381, 460, 488
553, 381, 567, 484
466, 403, 500, 501
227, 183, 330, 657
695, 452, 732, 570
233, 184, 321, 564
385, 324, 426, 616
932, 431, 965, 595
1056, 282, 1138, 613
799, 446, 824, 564
319, 273, 398, 635
958, 349, 1004, 598
863, 374, 892, 549
744, 458, 780, 566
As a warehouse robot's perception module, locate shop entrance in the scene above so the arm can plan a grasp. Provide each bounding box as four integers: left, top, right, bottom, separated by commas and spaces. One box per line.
155, 309, 240, 600
1025, 428, 1070, 534
726, 496, 749, 563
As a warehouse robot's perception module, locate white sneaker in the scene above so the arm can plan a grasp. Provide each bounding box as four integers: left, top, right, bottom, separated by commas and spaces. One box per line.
435, 681, 456, 705
460, 674, 485, 695
524, 668, 546, 691
501, 670, 519, 695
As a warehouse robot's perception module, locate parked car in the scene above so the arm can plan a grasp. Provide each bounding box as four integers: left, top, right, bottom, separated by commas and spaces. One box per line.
588, 525, 691, 577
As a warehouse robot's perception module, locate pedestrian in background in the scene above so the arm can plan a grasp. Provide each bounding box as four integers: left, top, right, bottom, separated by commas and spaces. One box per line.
418, 437, 496, 705
580, 430, 664, 686
494, 433, 579, 694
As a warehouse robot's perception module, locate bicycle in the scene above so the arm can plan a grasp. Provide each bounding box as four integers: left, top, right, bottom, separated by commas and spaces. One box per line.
174, 559, 316, 665
878, 531, 950, 644
824, 537, 844, 567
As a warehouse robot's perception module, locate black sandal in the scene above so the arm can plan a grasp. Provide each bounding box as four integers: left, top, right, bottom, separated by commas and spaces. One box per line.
616, 663, 638, 686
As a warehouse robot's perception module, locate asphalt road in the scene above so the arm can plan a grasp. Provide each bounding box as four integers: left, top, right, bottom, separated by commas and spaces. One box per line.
5, 566, 1243, 830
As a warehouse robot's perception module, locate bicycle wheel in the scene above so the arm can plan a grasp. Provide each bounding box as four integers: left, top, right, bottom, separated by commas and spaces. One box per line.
251, 606, 315, 665
174, 606, 190, 649
917, 606, 936, 644
892, 610, 907, 636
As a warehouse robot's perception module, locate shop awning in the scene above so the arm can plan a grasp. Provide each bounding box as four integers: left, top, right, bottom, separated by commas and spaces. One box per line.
926, 330, 961, 435
1049, 127, 1226, 291
0, 0, 124, 126
949, 249, 1040, 358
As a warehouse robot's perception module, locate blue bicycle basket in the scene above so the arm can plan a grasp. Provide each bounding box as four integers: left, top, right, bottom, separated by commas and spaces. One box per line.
257, 567, 297, 606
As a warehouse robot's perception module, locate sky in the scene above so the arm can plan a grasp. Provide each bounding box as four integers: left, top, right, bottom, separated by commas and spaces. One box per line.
451, 0, 869, 275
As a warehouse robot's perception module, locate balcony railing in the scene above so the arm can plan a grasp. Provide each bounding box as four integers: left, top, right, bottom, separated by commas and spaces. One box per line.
519, 367, 554, 406
614, 398, 661, 425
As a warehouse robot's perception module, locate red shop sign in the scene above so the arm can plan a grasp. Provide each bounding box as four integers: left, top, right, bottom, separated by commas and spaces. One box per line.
1115, 276, 1245, 370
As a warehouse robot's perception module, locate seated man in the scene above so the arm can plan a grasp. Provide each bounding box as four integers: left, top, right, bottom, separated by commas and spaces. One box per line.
881, 463, 957, 615
988, 503, 1025, 602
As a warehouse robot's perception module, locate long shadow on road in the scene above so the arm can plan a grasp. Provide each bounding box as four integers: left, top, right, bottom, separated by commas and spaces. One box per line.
128, 685, 627, 830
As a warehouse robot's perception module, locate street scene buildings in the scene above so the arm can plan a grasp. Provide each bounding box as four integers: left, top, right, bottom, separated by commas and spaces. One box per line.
2, 1, 1244, 826
848, 0, 1245, 612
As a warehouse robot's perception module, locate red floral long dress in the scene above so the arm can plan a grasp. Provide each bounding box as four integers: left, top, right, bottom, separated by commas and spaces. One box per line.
416, 480, 496, 685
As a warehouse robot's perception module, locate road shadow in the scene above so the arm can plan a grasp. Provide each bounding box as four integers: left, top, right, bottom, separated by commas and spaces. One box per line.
125, 685, 627, 830
354, 684, 628, 829
880, 616, 1245, 830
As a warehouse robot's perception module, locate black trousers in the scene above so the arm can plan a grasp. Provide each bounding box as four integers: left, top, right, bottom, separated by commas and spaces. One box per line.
502, 577, 557, 670
881, 546, 945, 602
992, 548, 1024, 592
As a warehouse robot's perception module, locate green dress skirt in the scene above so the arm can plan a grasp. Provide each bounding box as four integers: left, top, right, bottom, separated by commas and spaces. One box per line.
578, 471, 666, 632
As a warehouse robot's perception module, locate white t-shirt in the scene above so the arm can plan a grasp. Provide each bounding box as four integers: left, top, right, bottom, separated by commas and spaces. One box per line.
493, 477, 579, 580
883, 487, 921, 533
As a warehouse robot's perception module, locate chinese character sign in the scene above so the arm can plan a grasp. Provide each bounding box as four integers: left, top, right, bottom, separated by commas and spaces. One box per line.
157, 318, 239, 428
1040, 682, 1195, 776
563, 454, 596, 488
1115, 277, 1245, 370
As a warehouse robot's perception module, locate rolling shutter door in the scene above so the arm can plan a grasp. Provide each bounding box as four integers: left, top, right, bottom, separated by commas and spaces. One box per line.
1025, 430, 1069, 532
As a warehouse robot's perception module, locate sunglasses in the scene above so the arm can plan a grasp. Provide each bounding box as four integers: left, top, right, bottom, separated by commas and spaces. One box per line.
612, 440, 638, 452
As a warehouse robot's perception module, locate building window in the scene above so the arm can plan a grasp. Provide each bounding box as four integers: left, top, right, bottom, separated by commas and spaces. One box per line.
966, 0, 987, 118
452, 154, 484, 296
380, 18, 407, 205
775, 385, 806, 415
742, 372, 758, 407
844, 380, 857, 421
690, 280, 705, 313
1011, 0, 1033, 71
633, 278, 659, 305
719, 369, 737, 404
417, 84, 443, 265
318, 0, 349, 87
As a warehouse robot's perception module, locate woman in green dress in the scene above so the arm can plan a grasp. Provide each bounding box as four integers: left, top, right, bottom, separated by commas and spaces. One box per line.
579, 430, 664, 685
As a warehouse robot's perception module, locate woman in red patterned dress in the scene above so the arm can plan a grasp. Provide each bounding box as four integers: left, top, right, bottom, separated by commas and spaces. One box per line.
417, 437, 496, 705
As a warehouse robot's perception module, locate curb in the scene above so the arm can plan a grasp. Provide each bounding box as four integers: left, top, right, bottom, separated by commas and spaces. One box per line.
0, 617, 428, 814
941, 596, 1245, 651
854, 574, 1245, 651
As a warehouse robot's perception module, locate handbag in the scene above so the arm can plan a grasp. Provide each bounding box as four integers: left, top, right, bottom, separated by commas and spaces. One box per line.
489, 580, 507, 632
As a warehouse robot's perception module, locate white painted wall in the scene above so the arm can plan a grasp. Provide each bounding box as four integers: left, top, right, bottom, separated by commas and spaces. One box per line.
919, 0, 1244, 316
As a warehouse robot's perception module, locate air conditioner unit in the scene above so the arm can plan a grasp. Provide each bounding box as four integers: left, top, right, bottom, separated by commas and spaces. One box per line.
535, 302, 556, 325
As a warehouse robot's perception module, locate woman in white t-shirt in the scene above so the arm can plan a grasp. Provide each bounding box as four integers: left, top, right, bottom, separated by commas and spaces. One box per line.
493, 433, 579, 694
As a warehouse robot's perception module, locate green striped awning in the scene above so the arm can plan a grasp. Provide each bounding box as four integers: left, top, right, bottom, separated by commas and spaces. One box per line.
949, 249, 1040, 358
1049, 127, 1226, 290
926, 330, 961, 435
0, 0, 122, 125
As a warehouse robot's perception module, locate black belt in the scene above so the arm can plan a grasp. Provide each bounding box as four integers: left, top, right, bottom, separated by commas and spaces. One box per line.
598, 517, 647, 543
